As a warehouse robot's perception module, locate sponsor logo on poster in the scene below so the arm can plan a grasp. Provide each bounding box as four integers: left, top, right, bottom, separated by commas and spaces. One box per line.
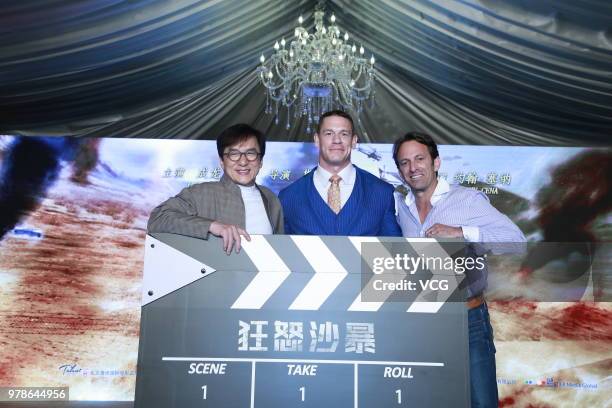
58, 364, 135, 377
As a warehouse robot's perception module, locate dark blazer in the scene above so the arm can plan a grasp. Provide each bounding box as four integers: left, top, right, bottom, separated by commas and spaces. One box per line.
148, 174, 283, 239
279, 166, 401, 236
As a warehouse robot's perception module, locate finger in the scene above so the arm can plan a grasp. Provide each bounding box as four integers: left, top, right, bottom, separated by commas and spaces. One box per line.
221, 231, 229, 253
226, 231, 234, 255
229, 225, 241, 254
233, 227, 242, 254
239, 228, 251, 242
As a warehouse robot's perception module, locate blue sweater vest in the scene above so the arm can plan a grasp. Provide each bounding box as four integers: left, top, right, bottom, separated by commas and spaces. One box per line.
279, 166, 401, 236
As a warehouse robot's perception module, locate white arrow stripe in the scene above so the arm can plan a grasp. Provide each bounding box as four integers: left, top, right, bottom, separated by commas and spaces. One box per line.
231, 236, 290, 309
289, 236, 348, 310
347, 237, 440, 312
346, 237, 454, 314
405, 240, 461, 313
347, 237, 386, 312
407, 301, 445, 313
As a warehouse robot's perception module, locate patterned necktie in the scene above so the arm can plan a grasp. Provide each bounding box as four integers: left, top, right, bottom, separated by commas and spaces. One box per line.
327, 175, 342, 214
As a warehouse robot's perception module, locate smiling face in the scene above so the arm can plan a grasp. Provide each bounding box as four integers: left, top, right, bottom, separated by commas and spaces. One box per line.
314, 115, 357, 172
219, 136, 262, 186
396, 140, 440, 195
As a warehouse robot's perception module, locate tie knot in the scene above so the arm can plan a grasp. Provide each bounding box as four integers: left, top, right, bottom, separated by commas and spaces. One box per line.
329, 175, 342, 185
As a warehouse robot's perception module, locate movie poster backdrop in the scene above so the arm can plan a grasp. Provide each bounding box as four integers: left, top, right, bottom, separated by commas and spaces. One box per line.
0, 136, 609, 407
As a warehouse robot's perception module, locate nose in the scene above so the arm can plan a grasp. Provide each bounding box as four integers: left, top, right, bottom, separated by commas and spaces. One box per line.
237, 153, 249, 165
409, 161, 417, 172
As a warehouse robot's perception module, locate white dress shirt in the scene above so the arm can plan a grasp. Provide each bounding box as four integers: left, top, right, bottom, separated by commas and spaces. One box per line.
313, 164, 356, 209
238, 184, 273, 234
396, 178, 479, 241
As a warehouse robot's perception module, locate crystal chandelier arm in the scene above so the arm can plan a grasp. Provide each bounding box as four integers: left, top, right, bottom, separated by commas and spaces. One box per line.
257, 8, 375, 132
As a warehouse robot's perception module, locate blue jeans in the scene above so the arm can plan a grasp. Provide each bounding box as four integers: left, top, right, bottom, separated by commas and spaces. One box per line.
468, 302, 498, 408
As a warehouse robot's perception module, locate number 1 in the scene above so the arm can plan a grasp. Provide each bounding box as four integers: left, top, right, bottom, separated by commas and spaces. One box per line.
202, 385, 207, 400
395, 389, 402, 404
299, 386, 305, 401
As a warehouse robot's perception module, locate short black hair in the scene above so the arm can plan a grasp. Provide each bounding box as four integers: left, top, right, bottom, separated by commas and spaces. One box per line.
392, 131, 439, 167
316, 110, 355, 134
216, 124, 265, 158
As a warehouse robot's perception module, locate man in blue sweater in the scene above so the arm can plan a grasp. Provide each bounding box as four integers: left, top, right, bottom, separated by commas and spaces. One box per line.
279, 110, 401, 236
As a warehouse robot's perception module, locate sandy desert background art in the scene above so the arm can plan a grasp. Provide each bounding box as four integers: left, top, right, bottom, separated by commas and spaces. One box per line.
0, 136, 610, 406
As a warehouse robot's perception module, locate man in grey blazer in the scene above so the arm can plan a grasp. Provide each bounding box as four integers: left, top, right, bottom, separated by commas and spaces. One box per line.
148, 124, 283, 254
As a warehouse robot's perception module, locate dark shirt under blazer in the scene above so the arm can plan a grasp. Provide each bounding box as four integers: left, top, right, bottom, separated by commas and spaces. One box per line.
148, 174, 284, 239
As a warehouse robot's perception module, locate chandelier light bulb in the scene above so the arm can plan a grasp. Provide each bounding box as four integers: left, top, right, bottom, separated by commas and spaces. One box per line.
339, 54, 344, 61
289, 50, 294, 58
322, 27, 327, 34
332, 38, 337, 45
359, 45, 365, 55
351, 44, 356, 53
301, 38, 307, 45
370, 55, 375, 64
267, 71, 273, 79
344, 32, 349, 41
294, 28, 299, 37
260, 54, 265, 63
274, 41, 280, 50
281, 38, 286, 47
331, 14, 336, 23
298, 15, 303, 24
350, 80, 355, 87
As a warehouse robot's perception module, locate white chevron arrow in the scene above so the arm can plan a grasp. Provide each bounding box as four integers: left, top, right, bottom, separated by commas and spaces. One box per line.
231, 236, 291, 309
289, 236, 348, 310
405, 240, 463, 313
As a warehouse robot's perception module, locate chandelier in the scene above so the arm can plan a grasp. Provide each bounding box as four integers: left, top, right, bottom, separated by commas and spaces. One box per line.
257, 10, 376, 132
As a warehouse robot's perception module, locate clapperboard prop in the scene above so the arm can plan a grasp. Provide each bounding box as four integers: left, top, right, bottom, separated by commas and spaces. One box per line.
135, 233, 470, 407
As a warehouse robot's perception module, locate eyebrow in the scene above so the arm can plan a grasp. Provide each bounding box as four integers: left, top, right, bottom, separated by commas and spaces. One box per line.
323, 129, 351, 133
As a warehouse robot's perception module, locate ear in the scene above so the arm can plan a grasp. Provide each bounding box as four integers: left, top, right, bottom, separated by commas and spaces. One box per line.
314, 132, 320, 149
351, 134, 358, 149
433, 156, 441, 172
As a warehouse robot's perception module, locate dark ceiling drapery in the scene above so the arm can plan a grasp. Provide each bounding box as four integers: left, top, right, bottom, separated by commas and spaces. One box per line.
0, 0, 611, 145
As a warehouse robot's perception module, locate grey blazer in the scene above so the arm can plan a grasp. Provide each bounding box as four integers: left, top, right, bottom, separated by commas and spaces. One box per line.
147, 175, 284, 239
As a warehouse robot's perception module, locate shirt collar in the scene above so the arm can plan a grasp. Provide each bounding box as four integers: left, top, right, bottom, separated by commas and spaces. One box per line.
314, 163, 355, 185
404, 177, 450, 206
221, 173, 260, 193
238, 184, 258, 192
